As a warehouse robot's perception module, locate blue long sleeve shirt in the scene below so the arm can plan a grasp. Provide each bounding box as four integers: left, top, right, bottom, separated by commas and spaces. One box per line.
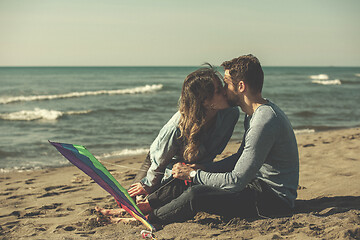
193, 101, 299, 207
141, 107, 240, 193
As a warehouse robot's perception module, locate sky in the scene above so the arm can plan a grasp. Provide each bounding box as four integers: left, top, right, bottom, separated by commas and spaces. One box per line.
0, 0, 359, 66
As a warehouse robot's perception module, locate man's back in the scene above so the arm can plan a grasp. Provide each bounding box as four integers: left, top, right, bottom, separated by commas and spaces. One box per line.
248, 101, 299, 207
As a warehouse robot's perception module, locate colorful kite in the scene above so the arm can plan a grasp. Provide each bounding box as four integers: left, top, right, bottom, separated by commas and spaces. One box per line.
49, 141, 156, 235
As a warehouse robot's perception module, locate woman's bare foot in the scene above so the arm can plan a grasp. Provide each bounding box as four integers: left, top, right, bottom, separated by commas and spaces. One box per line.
137, 199, 152, 215
95, 206, 126, 216
110, 216, 138, 224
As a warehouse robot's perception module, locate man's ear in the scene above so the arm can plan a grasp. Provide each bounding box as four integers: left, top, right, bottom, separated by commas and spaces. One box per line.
238, 81, 246, 93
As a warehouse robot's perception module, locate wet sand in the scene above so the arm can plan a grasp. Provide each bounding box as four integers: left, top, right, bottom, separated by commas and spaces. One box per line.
1, 128, 359, 239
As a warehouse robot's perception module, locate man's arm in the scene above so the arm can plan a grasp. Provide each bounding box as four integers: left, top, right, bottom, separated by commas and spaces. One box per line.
201, 132, 245, 173
194, 114, 279, 192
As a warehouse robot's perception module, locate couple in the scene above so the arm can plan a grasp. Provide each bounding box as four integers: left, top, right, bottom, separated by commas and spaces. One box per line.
96, 54, 299, 225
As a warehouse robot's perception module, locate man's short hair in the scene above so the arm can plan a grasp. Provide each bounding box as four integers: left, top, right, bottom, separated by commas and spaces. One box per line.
221, 54, 264, 94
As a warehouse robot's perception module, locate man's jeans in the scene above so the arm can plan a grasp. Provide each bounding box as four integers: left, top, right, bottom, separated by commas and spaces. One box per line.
148, 179, 292, 224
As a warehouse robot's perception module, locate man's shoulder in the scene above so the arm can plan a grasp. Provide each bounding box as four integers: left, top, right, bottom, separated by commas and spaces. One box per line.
254, 103, 278, 120
251, 102, 287, 130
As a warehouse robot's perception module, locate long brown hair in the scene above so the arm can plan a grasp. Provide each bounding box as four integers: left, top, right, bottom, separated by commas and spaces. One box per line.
178, 65, 222, 163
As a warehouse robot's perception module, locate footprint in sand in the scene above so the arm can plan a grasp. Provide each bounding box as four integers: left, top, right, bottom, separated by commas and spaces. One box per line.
5, 187, 19, 191
92, 197, 106, 201
56, 225, 76, 231
123, 173, 136, 181
44, 185, 66, 191
40, 203, 62, 210
24, 210, 45, 217
2, 220, 20, 230
39, 185, 85, 198
25, 179, 35, 184
39, 192, 60, 198
5, 180, 22, 186
9, 210, 24, 218
303, 143, 315, 148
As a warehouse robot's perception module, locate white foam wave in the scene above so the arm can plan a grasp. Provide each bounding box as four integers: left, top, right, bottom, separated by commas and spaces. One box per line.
355, 73, 360, 77
0, 108, 91, 121
311, 79, 341, 85
0, 84, 163, 104
294, 129, 315, 135
309, 74, 329, 80
97, 148, 149, 159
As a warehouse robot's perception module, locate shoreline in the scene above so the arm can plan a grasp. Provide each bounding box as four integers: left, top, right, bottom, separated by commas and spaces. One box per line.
1, 127, 360, 239
1, 125, 360, 173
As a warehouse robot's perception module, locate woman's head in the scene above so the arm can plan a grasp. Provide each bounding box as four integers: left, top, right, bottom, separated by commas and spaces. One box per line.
178, 65, 229, 162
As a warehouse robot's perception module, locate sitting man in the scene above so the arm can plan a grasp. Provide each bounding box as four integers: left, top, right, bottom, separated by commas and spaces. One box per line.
147, 54, 299, 223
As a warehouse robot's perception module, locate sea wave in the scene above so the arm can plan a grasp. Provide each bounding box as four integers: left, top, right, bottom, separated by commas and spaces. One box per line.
0, 160, 68, 173
355, 73, 360, 77
309, 74, 329, 80
0, 167, 41, 173
97, 148, 149, 159
0, 108, 91, 121
311, 79, 341, 85
0, 84, 163, 104
294, 129, 315, 135
293, 111, 316, 118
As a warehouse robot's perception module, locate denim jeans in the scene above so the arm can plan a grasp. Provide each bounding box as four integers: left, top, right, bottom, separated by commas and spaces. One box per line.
148, 179, 292, 224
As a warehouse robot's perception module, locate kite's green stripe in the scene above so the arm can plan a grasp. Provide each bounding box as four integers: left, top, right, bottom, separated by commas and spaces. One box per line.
73, 144, 141, 213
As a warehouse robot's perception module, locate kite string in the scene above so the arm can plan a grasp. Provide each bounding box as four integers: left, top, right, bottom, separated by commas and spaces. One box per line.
99, 160, 165, 175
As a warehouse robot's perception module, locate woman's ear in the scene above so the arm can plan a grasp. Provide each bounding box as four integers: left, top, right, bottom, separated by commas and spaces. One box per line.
202, 99, 210, 109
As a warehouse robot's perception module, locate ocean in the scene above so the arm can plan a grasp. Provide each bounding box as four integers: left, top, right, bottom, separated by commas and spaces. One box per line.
1, 66, 360, 172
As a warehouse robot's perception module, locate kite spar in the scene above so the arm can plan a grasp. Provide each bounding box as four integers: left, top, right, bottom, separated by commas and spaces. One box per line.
49, 141, 155, 234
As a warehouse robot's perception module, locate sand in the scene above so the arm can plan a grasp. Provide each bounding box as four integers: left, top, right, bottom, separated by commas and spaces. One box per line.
1, 127, 359, 239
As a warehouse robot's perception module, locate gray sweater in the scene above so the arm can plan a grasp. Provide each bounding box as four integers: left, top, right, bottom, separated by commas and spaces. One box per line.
194, 101, 299, 207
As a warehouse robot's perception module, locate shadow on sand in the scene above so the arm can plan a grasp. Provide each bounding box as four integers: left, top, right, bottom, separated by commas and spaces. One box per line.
294, 196, 360, 216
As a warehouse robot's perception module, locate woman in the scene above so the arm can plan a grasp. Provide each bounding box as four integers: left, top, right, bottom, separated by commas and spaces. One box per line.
96, 65, 239, 222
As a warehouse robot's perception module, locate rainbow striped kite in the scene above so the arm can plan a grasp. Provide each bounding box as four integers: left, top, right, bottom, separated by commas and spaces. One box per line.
49, 141, 155, 233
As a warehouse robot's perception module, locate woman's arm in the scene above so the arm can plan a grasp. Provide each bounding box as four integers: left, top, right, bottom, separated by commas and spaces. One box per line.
140, 112, 181, 193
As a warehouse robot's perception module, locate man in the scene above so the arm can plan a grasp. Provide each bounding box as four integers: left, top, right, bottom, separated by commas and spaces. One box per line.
146, 54, 299, 223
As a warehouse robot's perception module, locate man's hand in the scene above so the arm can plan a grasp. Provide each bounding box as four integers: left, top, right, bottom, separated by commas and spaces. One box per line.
128, 182, 148, 197
172, 162, 195, 180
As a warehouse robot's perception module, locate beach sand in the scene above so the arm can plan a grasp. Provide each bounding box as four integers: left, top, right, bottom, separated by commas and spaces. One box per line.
1, 128, 359, 239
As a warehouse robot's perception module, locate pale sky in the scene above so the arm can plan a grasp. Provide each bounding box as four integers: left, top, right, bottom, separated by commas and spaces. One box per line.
0, 0, 359, 66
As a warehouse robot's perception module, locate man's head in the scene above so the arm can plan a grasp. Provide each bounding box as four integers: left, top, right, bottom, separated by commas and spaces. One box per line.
221, 54, 264, 106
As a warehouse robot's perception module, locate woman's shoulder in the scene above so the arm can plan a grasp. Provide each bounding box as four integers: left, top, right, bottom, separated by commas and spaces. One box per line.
153, 112, 181, 143
168, 111, 181, 126
160, 111, 181, 134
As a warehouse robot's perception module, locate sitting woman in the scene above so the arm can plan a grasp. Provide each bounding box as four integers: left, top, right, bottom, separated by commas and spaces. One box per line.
96, 65, 239, 222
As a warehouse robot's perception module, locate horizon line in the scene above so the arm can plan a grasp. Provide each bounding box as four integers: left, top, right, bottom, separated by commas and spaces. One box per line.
1, 65, 360, 68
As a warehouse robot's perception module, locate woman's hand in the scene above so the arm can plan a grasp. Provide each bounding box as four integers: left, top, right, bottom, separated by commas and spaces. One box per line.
187, 163, 204, 170
128, 182, 148, 197
172, 162, 195, 180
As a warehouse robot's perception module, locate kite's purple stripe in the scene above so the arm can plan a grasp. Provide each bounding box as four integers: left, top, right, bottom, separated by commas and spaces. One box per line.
49, 141, 155, 231
59, 143, 133, 205
55, 143, 140, 215
54, 143, 141, 216
50, 142, 141, 216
